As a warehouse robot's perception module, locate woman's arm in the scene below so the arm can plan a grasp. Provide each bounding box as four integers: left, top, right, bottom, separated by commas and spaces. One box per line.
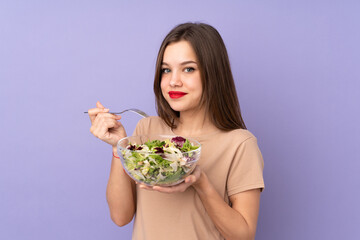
193, 172, 260, 240
106, 147, 136, 226
141, 167, 261, 240
88, 101, 136, 226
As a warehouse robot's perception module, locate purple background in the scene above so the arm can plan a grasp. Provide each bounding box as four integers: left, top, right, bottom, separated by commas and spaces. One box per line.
1, 1, 359, 239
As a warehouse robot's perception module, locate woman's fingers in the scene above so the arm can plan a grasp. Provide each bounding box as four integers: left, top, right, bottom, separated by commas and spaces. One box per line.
152, 183, 189, 193
184, 175, 197, 184
92, 113, 121, 131
88, 101, 126, 146
90, 113, 125, 146
96, 101, 105, 109
91, 116, 120, 138
93, 112, 120, 122
88, 101, 111, 123
139, 184, 155, 191
88, 107, 109, 123
151, 176, 196, 193
97, 119, 120, 137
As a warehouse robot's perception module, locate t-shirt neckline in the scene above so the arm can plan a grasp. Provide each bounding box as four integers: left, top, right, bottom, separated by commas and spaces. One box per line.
169, 127, 222, 142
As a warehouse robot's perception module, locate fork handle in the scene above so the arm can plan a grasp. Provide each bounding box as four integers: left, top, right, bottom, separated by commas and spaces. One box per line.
83, 111, 124, 114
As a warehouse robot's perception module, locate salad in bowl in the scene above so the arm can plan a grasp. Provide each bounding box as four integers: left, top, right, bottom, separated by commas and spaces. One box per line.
117, 135, 201, 186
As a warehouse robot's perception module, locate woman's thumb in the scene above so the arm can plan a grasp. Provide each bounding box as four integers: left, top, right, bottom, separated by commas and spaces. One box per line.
96, 101, 105, 109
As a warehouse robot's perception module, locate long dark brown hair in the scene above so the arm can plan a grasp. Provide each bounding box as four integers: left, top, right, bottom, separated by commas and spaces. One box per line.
154, 22, 246, 131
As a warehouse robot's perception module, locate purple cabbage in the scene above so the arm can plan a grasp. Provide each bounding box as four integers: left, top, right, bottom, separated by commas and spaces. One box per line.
127, 144, 143, 151
154, 147, 164, 154
171, 136, 186, 148
127, 144, 136, 150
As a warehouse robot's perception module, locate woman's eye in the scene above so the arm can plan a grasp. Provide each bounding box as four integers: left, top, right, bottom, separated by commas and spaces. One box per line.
161, 68, 171, 73
184, 67, 195, 73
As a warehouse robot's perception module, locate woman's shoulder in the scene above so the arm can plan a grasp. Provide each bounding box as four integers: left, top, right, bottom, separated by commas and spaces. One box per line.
219, 128, 257, 144
216, 129, 262, 159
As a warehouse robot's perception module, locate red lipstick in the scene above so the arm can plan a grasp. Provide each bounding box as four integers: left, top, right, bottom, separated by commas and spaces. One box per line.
169, 91, 187, 99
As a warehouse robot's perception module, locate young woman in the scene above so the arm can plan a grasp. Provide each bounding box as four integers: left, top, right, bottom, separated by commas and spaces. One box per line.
88, 23, 264, 240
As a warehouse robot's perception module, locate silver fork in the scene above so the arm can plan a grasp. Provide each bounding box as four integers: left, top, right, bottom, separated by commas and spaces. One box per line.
84, 108, 149, 118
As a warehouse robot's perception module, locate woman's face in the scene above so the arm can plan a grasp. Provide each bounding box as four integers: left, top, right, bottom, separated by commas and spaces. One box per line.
160, 40, 203, 114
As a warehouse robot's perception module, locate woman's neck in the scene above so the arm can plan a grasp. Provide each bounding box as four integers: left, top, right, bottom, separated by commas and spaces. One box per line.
172, 108, 218, 137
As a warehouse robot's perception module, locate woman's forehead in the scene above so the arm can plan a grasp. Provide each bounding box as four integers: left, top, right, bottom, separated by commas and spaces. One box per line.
163, 41, 198, 64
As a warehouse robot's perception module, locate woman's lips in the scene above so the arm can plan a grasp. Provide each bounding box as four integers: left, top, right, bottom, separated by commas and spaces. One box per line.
168, 91, 187, 99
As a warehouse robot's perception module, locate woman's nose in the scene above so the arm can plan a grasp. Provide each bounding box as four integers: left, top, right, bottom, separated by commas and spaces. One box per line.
169, 71, 182, 87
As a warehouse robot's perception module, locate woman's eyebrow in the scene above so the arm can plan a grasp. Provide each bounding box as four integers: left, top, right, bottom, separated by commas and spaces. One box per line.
180, 60, 197, 65
161, 61, 197, 66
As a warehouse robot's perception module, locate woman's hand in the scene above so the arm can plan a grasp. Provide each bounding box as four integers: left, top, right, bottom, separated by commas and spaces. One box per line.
88, 101, 127, 147
138, 166, 203, 193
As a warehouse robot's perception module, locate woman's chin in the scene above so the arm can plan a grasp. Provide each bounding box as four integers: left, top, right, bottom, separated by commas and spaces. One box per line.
170, 107, 184, 112
167, 101, 200, 114
167, 103, 185, 112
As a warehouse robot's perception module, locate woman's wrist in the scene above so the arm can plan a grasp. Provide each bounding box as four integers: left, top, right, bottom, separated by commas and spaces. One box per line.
193, 172, 212, 195
112, 146, 119, 158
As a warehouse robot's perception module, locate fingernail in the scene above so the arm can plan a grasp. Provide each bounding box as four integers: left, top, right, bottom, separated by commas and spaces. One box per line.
103, 108, 109, 112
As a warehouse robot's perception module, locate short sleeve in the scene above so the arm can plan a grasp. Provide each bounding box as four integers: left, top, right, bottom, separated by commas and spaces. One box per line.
227, 137, 265, 196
